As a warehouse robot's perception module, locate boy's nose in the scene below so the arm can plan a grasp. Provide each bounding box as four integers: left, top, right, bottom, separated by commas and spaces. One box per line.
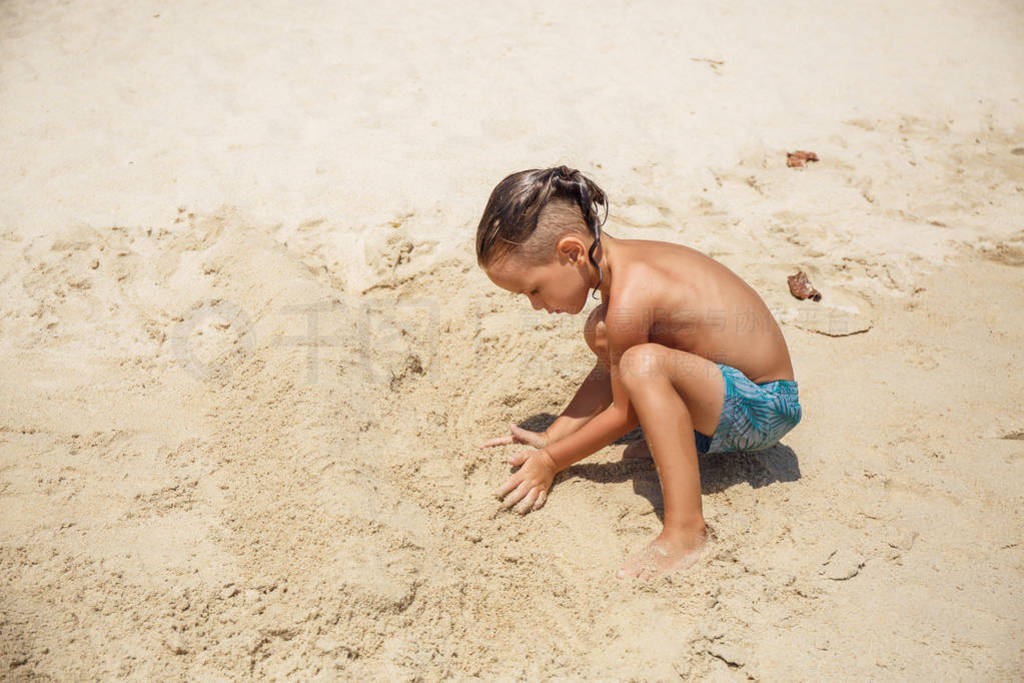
528, 295, 543, 311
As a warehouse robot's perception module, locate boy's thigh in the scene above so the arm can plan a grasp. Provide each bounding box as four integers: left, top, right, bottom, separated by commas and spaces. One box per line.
618, 343, 726, 437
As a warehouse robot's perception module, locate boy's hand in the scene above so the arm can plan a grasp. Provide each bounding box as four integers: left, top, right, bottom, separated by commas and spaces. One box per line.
478, 424, 549, 450
494, 449, 557, 515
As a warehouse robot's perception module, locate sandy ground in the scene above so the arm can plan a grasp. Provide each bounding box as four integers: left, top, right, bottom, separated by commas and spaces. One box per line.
2, 0, 1023, 679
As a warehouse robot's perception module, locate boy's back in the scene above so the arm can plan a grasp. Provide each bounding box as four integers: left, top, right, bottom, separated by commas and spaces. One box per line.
600, 238, 794, 384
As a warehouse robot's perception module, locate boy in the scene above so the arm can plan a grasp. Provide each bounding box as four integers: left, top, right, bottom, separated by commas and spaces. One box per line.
476, 166, 801, 580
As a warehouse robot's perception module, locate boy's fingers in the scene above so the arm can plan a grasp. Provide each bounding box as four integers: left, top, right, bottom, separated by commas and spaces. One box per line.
515, 489, 539, 515
479, 435, 513, 448
500, 481, 529, 509
509, 425, 530, 439
510, 424, 545, 447
532, 490, 547, 511
494, 476, 517, 500
508, 450, 530, 466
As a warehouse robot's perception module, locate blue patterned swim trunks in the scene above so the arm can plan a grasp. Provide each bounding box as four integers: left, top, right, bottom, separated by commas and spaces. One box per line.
693, 363, 802, 455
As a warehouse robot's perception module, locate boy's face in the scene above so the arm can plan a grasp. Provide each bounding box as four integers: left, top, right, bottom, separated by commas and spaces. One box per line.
485, 246, 591, 315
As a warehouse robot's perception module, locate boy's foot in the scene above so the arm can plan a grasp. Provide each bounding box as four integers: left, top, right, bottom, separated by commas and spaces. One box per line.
616, 528, 707, 581
622, 439, 652, 459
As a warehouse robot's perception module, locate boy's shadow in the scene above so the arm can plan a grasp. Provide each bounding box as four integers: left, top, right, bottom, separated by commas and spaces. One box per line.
518, 414, 801, 518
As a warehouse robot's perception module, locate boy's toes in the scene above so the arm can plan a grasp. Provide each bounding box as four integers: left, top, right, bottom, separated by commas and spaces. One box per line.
616, 548, 652, 579
617, 562, 646, 580
638, 563, 666, 582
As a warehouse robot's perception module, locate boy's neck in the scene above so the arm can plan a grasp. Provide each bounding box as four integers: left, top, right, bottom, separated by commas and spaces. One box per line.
593, 233, 616, 301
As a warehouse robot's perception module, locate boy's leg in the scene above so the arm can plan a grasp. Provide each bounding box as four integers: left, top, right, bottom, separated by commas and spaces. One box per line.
615, 343, 725, 580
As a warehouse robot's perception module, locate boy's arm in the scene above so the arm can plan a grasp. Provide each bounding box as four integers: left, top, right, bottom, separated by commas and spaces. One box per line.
543, 362, 613, 444
541, 401, 638, 471
497, 380, 638, 513
540, 306, 648, 471
479, 362, 611, 452
494, 298, 649, 515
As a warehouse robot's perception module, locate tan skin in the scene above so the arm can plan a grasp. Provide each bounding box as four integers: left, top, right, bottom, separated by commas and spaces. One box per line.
481, 230, 795, 581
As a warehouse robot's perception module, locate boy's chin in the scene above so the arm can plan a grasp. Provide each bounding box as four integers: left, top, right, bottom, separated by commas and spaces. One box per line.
559, 292, 590, 315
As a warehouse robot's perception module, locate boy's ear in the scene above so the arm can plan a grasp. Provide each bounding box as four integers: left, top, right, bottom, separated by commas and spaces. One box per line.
556, 235, 587, 264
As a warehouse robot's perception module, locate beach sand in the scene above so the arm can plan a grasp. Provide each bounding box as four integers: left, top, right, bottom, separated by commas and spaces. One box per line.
1, 0, 1022, 678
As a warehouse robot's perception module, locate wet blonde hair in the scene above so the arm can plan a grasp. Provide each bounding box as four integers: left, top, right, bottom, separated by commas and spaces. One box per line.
475, 166, 609, 293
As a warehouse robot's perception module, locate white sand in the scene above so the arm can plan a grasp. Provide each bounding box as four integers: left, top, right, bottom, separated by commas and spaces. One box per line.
1, 0, 1023, 677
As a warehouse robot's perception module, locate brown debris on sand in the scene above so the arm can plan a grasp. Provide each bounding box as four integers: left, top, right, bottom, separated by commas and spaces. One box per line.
788, 270, 822, 301
786, 150, 819, 168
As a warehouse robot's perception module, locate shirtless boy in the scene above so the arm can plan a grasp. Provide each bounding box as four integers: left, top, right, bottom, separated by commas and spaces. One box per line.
475, 166, 802, 580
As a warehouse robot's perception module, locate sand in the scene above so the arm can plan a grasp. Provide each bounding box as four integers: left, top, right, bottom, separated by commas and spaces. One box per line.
1, 0, 1023, 678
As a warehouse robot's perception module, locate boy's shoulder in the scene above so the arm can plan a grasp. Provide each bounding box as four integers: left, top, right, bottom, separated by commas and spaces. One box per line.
611, 239, 703, 302
604, 247, 695, 340
617, 237, 746, 295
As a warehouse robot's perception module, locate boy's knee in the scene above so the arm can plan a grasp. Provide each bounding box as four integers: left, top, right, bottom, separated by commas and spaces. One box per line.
619, 343, 667, 386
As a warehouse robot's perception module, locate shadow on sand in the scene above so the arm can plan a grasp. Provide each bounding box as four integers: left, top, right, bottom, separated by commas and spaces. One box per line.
515, 414, 801, 519
517, 412, 643, 446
